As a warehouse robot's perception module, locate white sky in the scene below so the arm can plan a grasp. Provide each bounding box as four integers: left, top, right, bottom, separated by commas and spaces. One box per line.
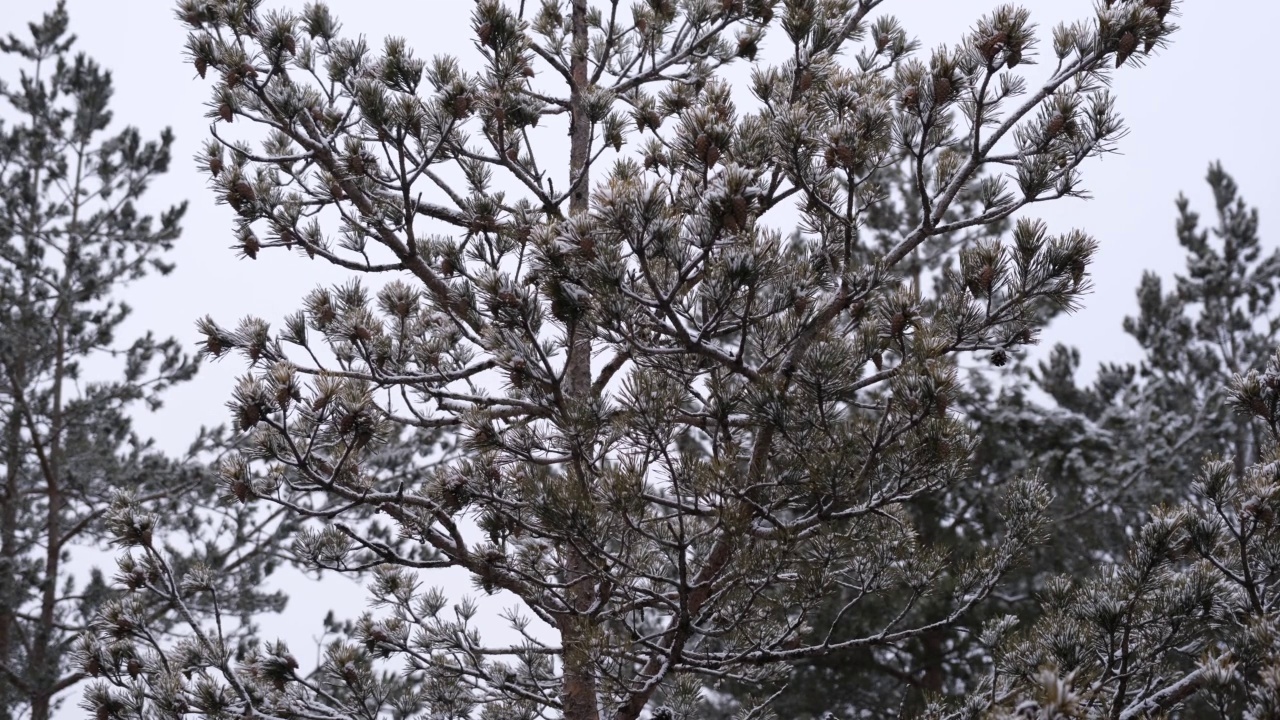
17, 0, 1280, 711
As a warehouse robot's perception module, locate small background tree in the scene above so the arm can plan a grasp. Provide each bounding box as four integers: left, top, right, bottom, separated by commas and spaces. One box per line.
762, 163, 1279, 717
949, 335, 1280, 720
0, 5, 290, 719
980, 163, 1280, 718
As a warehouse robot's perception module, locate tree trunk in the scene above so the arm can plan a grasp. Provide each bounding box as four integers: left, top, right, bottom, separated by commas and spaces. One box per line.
559, 3, 600, 720
0, 406, 22, 720
563, 0, 594, 396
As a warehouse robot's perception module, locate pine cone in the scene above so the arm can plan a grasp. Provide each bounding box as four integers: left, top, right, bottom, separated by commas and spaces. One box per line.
1116, 31, 1138, 66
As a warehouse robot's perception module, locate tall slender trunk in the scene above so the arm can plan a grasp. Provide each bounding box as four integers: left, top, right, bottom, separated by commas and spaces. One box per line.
26, 67, 78, 720
29, 357, 63, 720
560, 3, 600, 720
0, 228, 36, 720
0, 406, 23, 720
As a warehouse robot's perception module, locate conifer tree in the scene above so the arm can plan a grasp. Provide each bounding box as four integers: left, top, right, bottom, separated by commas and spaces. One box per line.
0, 5, 289, 719
975, 164, 1280, 717
945, 343, 1280, 719
762, 163, 1278, 718
966, 163, 1276, 538
84, 1, 1186, 719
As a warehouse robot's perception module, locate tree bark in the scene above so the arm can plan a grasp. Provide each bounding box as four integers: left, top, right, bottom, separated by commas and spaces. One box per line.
563, 0, 594, 396
0, 406, 22, 720
559, 3, 601, 720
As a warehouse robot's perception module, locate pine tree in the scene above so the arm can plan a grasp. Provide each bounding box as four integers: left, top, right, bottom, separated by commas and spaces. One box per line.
0, 5, 289, 719
980, 164, 1280, 717
84, 1, 1185, 719
758, 163, 1278, 718
1002, 162, 1277, 522
949, 344, 1280, 719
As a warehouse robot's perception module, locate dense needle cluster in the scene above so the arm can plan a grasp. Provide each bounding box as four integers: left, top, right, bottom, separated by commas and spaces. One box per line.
0, 5, 290, 720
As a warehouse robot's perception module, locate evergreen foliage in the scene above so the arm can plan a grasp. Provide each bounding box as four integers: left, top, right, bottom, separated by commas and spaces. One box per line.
0, 5, 288, 719
975, 164, 1280, 719
768, 164, 1280, 717
78, 1, 1202, 719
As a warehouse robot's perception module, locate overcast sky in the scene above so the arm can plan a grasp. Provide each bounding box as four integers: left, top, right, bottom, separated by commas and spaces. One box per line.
17, 0, 1279, 702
